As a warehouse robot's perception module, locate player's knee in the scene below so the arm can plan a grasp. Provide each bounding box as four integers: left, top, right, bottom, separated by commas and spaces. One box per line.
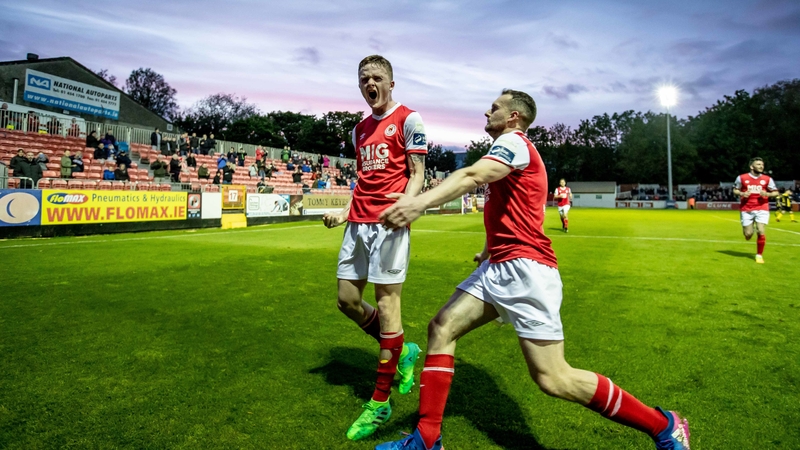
427, 313, 454, 345
533, 372, 571, 399
336, 295, 360, 313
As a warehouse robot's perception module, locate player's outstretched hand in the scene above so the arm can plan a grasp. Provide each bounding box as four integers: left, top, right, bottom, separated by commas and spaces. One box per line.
323, 212, 346, 228
473, 251, 489, 266
379, 193, 425, 229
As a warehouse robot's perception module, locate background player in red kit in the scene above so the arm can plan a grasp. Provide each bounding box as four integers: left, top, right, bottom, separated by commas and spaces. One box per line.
376, 90, 690, 450
732, 157, 779, 264
554, 178, 572, 232
322, 55, 427, 441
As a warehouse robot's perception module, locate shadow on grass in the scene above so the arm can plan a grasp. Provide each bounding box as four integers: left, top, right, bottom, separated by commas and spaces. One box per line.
717, 250, 754, 260
310, 347, 559, 450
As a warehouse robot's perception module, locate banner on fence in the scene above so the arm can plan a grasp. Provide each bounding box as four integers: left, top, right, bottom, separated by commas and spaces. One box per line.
246, 194, 290, 217
0, 189, 42, 227
40, 190, 187, 225
24, 69, 120, 120
302, 195, 350, 215
695, 202, 740, 210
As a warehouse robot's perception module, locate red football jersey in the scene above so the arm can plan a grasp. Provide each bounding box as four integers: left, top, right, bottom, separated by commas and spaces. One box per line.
348, 104, 427, 223
734, 173, 776, 211
555, 186, 571, 207
481, 131, 558, 268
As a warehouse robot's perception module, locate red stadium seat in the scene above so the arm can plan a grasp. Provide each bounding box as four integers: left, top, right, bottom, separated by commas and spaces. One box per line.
112, 182, 125, 190
51, 179, 68, 189
98, 181, 112, 190
37, 179, 52, 189
72, 172, 87, 179
68, 180, 83, 189
83, 180, 98, 190
159, 184, 171, 191
43, 170, 59, 178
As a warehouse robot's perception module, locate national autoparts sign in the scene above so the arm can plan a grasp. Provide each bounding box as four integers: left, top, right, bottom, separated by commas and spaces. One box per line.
23, 69, 120, 120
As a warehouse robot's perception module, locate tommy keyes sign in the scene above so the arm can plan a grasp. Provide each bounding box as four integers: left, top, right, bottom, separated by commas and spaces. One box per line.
24, 69, 120, 120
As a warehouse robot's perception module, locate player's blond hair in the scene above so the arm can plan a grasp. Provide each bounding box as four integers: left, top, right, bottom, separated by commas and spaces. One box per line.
502, 89, 537, 129
358, 55, 393, 80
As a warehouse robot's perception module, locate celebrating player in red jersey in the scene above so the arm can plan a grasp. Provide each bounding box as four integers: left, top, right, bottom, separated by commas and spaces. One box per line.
322, 55, 427, 441
554, 178, 572, 232
376, 90, 690, 450
732, 157, 779, 264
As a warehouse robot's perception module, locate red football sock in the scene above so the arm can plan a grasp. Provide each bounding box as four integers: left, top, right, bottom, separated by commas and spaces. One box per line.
564, 218, 569, 228
757, 234, 765, 255
360, 308, 381, 342
586, 374, 668, 437
372, 331, 404, 402
417, 354, 455, 449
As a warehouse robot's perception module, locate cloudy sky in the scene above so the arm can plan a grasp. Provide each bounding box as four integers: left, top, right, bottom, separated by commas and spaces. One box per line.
2, 0, 798, 146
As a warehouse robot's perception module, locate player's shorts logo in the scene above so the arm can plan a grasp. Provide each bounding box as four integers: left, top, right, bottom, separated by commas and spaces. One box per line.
384, 124, 397, 137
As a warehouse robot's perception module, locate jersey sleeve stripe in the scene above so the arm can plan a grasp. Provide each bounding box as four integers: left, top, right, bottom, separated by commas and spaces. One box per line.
481, 155, 515, 168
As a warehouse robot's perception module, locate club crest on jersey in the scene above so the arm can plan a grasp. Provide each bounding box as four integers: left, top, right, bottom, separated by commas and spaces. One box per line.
760, 180, 766, 185
359, 143, 389, 172
384, 124, 397, 137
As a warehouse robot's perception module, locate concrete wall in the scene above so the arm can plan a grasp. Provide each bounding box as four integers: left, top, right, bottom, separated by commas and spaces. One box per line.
0, 58, 170, 131
572, 192, 616, 208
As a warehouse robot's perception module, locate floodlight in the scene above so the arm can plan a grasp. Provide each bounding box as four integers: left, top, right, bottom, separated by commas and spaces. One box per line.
658, 86, 678, 108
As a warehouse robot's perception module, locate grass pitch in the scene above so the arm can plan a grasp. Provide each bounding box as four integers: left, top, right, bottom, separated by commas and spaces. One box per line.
1, 209, 799, 449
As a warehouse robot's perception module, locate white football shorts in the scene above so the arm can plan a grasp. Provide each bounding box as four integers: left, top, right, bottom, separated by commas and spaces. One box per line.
337, 223, 410, 284
458, 258, 564, 340
740, 210, 769, 226
557, 205, 571, 215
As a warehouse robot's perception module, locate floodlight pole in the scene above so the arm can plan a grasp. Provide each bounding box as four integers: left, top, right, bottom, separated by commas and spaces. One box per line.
666, 107, 673, 201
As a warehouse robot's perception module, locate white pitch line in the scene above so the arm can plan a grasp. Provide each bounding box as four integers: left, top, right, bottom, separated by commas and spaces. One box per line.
0, 224, 320, 250
712, 214, 800, 236
413, 229, 800, 248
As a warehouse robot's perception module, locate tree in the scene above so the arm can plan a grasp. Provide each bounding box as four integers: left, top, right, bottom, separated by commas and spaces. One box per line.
174, 93, 259, 137
426, 142, 457, 172
123, 68, 178, 120
322, 111, 364, 157
464, 137, 492, 167
227, 115, 287, 148
95, 69, 117, 87
617, 112, 696, 184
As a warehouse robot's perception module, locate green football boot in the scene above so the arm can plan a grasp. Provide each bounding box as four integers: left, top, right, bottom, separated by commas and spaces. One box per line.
397, 342, 421, 395
346, 399, 392, 441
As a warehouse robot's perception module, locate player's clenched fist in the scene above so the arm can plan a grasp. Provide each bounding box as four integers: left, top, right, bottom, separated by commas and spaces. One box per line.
323, 212, 347, 228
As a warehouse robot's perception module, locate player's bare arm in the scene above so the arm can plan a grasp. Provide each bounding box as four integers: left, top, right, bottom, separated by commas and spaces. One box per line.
733, 188, 750, 198
380, 158, 511, 229
474, 240, 489, 265
323, 197, 352, 228
405, 153, 425, 196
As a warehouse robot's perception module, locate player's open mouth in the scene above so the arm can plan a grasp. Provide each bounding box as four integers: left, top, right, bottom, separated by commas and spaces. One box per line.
368, 91, 377, 100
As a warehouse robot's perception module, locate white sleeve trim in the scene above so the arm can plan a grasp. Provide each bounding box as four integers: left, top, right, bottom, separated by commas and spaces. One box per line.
767, 177, 777, 191
351, 126, 357, 150
733, 175, 742, 190
403, 112, 427, 151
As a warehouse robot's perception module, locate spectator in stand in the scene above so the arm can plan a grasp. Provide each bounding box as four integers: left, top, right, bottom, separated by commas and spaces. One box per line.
100, 135, 115, 159
206, 133, 217, 155
217, 153, 228, 170
323, 155, 330, 168
103, 165, 115, 180
36, 152, 49, 172
301, 161, 311, 173
266, 162, 276, 179
150, 127, 162, 151
227, 147, 236, 163
104, 128, 117, 147
286, 159, 295, 171
292, 152, 301, 165
248, 163, 258, 178
198, 163, 210, 180
115, 150, 131, 168
86, 130, 100, 149
169, 154, 181, 182
281, 147, 290, 163
349, 178, 357, 191
292, 167, 303, 184
222, 163, 235, 184
71, 151, 84, 173
213, 170, 222, 185
324, 173, 332, 189
68, 118, 81, 137
10, 149, 26, 175
199, 134, 208, 155
255, 146, 264, 161
190, 133, 200, 154
18, 151, 43, 188
179, 133, 190, 156
151, 155, 169, 183
186, 152, 197, 169
257, 179, 269, 193
60, 150, 74, 178
93, 142, 107, 163
237, 147, 247, 167
114, 163, 130, 182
